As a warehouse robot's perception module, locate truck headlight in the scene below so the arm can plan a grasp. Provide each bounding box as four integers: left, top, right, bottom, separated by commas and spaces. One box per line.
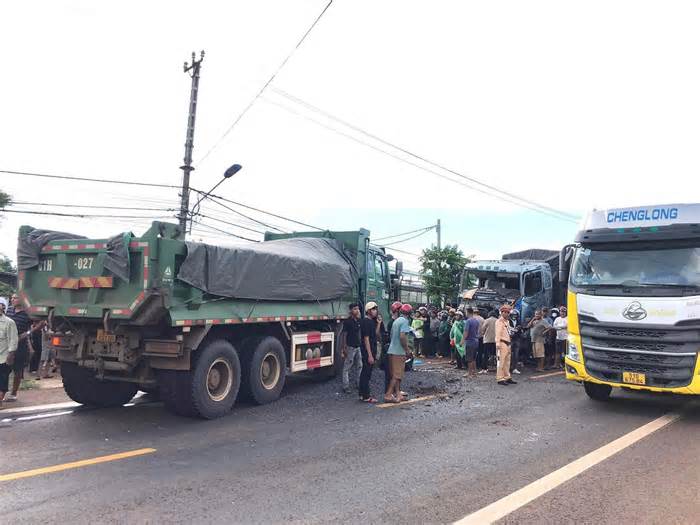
567, 339, 581, 363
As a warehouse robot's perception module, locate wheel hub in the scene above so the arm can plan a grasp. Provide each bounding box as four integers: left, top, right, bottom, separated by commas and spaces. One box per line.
260, 352, 280, 390
207, 358, 233, 402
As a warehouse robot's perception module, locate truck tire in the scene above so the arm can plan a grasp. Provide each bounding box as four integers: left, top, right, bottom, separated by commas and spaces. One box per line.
584, 381, 612, 402
240, 336, 286, 405
161, 340, 241, 419
62, 362, 138, 408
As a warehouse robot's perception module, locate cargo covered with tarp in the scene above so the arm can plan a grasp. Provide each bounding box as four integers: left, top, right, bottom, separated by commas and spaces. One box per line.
177, 237, 357, 302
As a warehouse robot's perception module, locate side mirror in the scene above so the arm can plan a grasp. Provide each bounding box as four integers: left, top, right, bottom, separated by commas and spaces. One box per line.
396, 261, 404, 277
559, 244, 574, 284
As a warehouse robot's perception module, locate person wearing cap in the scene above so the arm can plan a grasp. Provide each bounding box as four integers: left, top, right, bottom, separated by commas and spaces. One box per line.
341, 303, 363, 394
508, 309, 523, 375
495, 305, 517, 385
411, 307, 426, 357
382, 301, 403, 392
359, 302, 380, 403
552, 306, 568, 369
385, 303, 413, 403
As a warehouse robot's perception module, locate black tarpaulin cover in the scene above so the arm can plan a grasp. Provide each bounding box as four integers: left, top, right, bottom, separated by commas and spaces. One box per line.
18, 226, 132, 282
178, 237, 356, 301
17, 227, 86, 270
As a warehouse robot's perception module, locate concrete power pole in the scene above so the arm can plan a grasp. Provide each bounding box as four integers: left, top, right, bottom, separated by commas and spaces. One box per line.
436, 219, 441, 249
178, 51, 205, 236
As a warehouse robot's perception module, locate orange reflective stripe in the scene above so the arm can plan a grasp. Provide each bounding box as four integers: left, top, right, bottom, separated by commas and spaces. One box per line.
48, 277, 80, 289
78, 276, 113, 288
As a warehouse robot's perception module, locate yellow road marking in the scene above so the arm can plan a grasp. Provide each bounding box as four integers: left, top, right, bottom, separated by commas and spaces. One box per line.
376, 394, 445, 408
0, 448, 156, 483
454, 412, 680, 524
531, 370, 565, 379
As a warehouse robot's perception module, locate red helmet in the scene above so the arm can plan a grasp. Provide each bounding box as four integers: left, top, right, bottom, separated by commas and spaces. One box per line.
390, 301, 403, 313
400, 303, 413, 314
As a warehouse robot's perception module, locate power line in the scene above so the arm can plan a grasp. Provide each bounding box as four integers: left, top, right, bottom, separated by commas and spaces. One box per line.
374, 225, 436, 242
1, 209, 175, 219
13, 201, 174, 212
261, 96, 579, 224
196, 0, 334, 165
201, 191, 325, 231
268, 87, 580, 223
380, 228, 433, 247
194, 220, 260, 243
197, 213, 265, 235
1, 170, 179, 189
194, 192, 288, 233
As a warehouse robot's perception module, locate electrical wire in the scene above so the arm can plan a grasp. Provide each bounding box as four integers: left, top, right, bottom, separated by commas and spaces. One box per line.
13, 201, 174, 212
1, 169, 179, 189
268, 87, 580, 223
261, 96, 579, 224
192, 191, 288, 233
196, 213, 265, 235
200, 190, 325, 231
194, 220, 260, 243
380, 228, 433, 247
195, 0, 334, 165
373, 225, 436, 242
1, 209, 175, 219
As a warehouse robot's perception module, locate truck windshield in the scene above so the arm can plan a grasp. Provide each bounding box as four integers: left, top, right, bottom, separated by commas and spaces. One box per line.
571, 246, 700, 288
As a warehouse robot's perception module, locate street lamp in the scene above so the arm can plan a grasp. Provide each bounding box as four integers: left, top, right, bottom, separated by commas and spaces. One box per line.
189, 163, 242, 231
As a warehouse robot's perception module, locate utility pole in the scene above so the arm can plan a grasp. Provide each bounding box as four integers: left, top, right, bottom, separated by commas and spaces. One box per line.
436, 219, 441, 249
178, 51, 205, 236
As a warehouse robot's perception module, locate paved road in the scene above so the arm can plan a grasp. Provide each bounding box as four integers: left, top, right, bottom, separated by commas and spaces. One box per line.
1, 363, 697, 524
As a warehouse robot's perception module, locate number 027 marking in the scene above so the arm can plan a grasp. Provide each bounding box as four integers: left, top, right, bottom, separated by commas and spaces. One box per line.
75, 257, 94, 270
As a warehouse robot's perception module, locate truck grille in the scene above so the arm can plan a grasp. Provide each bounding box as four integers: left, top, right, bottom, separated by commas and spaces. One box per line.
580, 319, 700, 388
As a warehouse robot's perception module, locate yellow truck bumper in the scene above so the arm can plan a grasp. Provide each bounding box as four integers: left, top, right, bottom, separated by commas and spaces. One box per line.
565, 355, 700, 395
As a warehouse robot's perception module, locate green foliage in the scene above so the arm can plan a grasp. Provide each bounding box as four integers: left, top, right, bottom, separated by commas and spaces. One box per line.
419, 245, 473, 306
0, 189, 11, 210
0, 254, 16, 297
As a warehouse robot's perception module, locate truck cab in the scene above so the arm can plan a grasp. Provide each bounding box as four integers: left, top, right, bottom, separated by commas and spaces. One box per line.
463, 259, 554, 321
561, 203, 700, 400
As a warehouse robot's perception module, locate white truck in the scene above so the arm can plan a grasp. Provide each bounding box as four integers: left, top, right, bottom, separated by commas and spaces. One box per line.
560, 203, 700, 400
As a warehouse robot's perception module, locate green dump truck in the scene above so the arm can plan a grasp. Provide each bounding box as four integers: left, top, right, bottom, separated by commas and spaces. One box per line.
17, 222, 402, 418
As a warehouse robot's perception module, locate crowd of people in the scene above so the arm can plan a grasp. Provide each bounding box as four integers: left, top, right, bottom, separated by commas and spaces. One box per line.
0, 294, 55, 408
340, 300, 568, 401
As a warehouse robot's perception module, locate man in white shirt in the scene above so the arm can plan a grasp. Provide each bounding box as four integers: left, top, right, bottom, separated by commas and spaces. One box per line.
0, 306, 19, 408
552, 306, 568, 369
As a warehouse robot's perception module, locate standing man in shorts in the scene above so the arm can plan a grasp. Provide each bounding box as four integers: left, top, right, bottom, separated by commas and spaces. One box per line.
5, 294, 32, 402
384, 304, 413, 403
0, 304, 19, 408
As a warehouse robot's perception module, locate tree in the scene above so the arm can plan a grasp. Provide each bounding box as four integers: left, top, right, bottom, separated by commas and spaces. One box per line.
0, 189, 11, 210
0, 254, 16, 297
419, 245, 473, 307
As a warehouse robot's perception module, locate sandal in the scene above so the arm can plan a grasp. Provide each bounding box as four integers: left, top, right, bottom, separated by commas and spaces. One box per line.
362, 397, 378, 404
384, 395, 401, 403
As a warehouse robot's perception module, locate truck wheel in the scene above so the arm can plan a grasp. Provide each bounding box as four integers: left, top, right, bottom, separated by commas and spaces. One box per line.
62, 362, 138, 408
241, 337, 286, 405
161, 340, 241, 419
584, 381, 612, 402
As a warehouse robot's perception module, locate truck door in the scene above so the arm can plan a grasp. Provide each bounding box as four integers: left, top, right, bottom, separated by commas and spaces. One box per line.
521, 269, 545, 321
366, 250, 390, 321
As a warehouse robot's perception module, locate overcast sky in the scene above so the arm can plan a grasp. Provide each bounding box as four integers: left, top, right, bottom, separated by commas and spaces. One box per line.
2, 0, 699, 268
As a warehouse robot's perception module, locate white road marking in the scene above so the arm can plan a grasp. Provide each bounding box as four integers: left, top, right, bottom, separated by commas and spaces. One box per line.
0, 401, 81, 417
454, 412, 681, 524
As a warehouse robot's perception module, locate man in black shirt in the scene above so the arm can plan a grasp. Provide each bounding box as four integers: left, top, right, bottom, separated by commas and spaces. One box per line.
5, 294, 32, 402
341, 303, 363, 394
359, 301, 379, 403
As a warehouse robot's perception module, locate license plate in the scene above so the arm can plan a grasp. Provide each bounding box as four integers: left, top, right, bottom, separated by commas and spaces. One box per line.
622, 371, 646, 385
96, 329, 116, 344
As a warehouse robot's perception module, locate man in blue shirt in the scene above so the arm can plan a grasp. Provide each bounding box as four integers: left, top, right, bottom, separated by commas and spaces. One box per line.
384, 304, 413, 403
464, 308, 480, 376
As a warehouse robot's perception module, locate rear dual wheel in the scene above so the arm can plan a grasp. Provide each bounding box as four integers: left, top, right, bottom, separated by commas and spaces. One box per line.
159, 339, 241, 419
240, 336, 286, 404
62, 362, 138, 408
